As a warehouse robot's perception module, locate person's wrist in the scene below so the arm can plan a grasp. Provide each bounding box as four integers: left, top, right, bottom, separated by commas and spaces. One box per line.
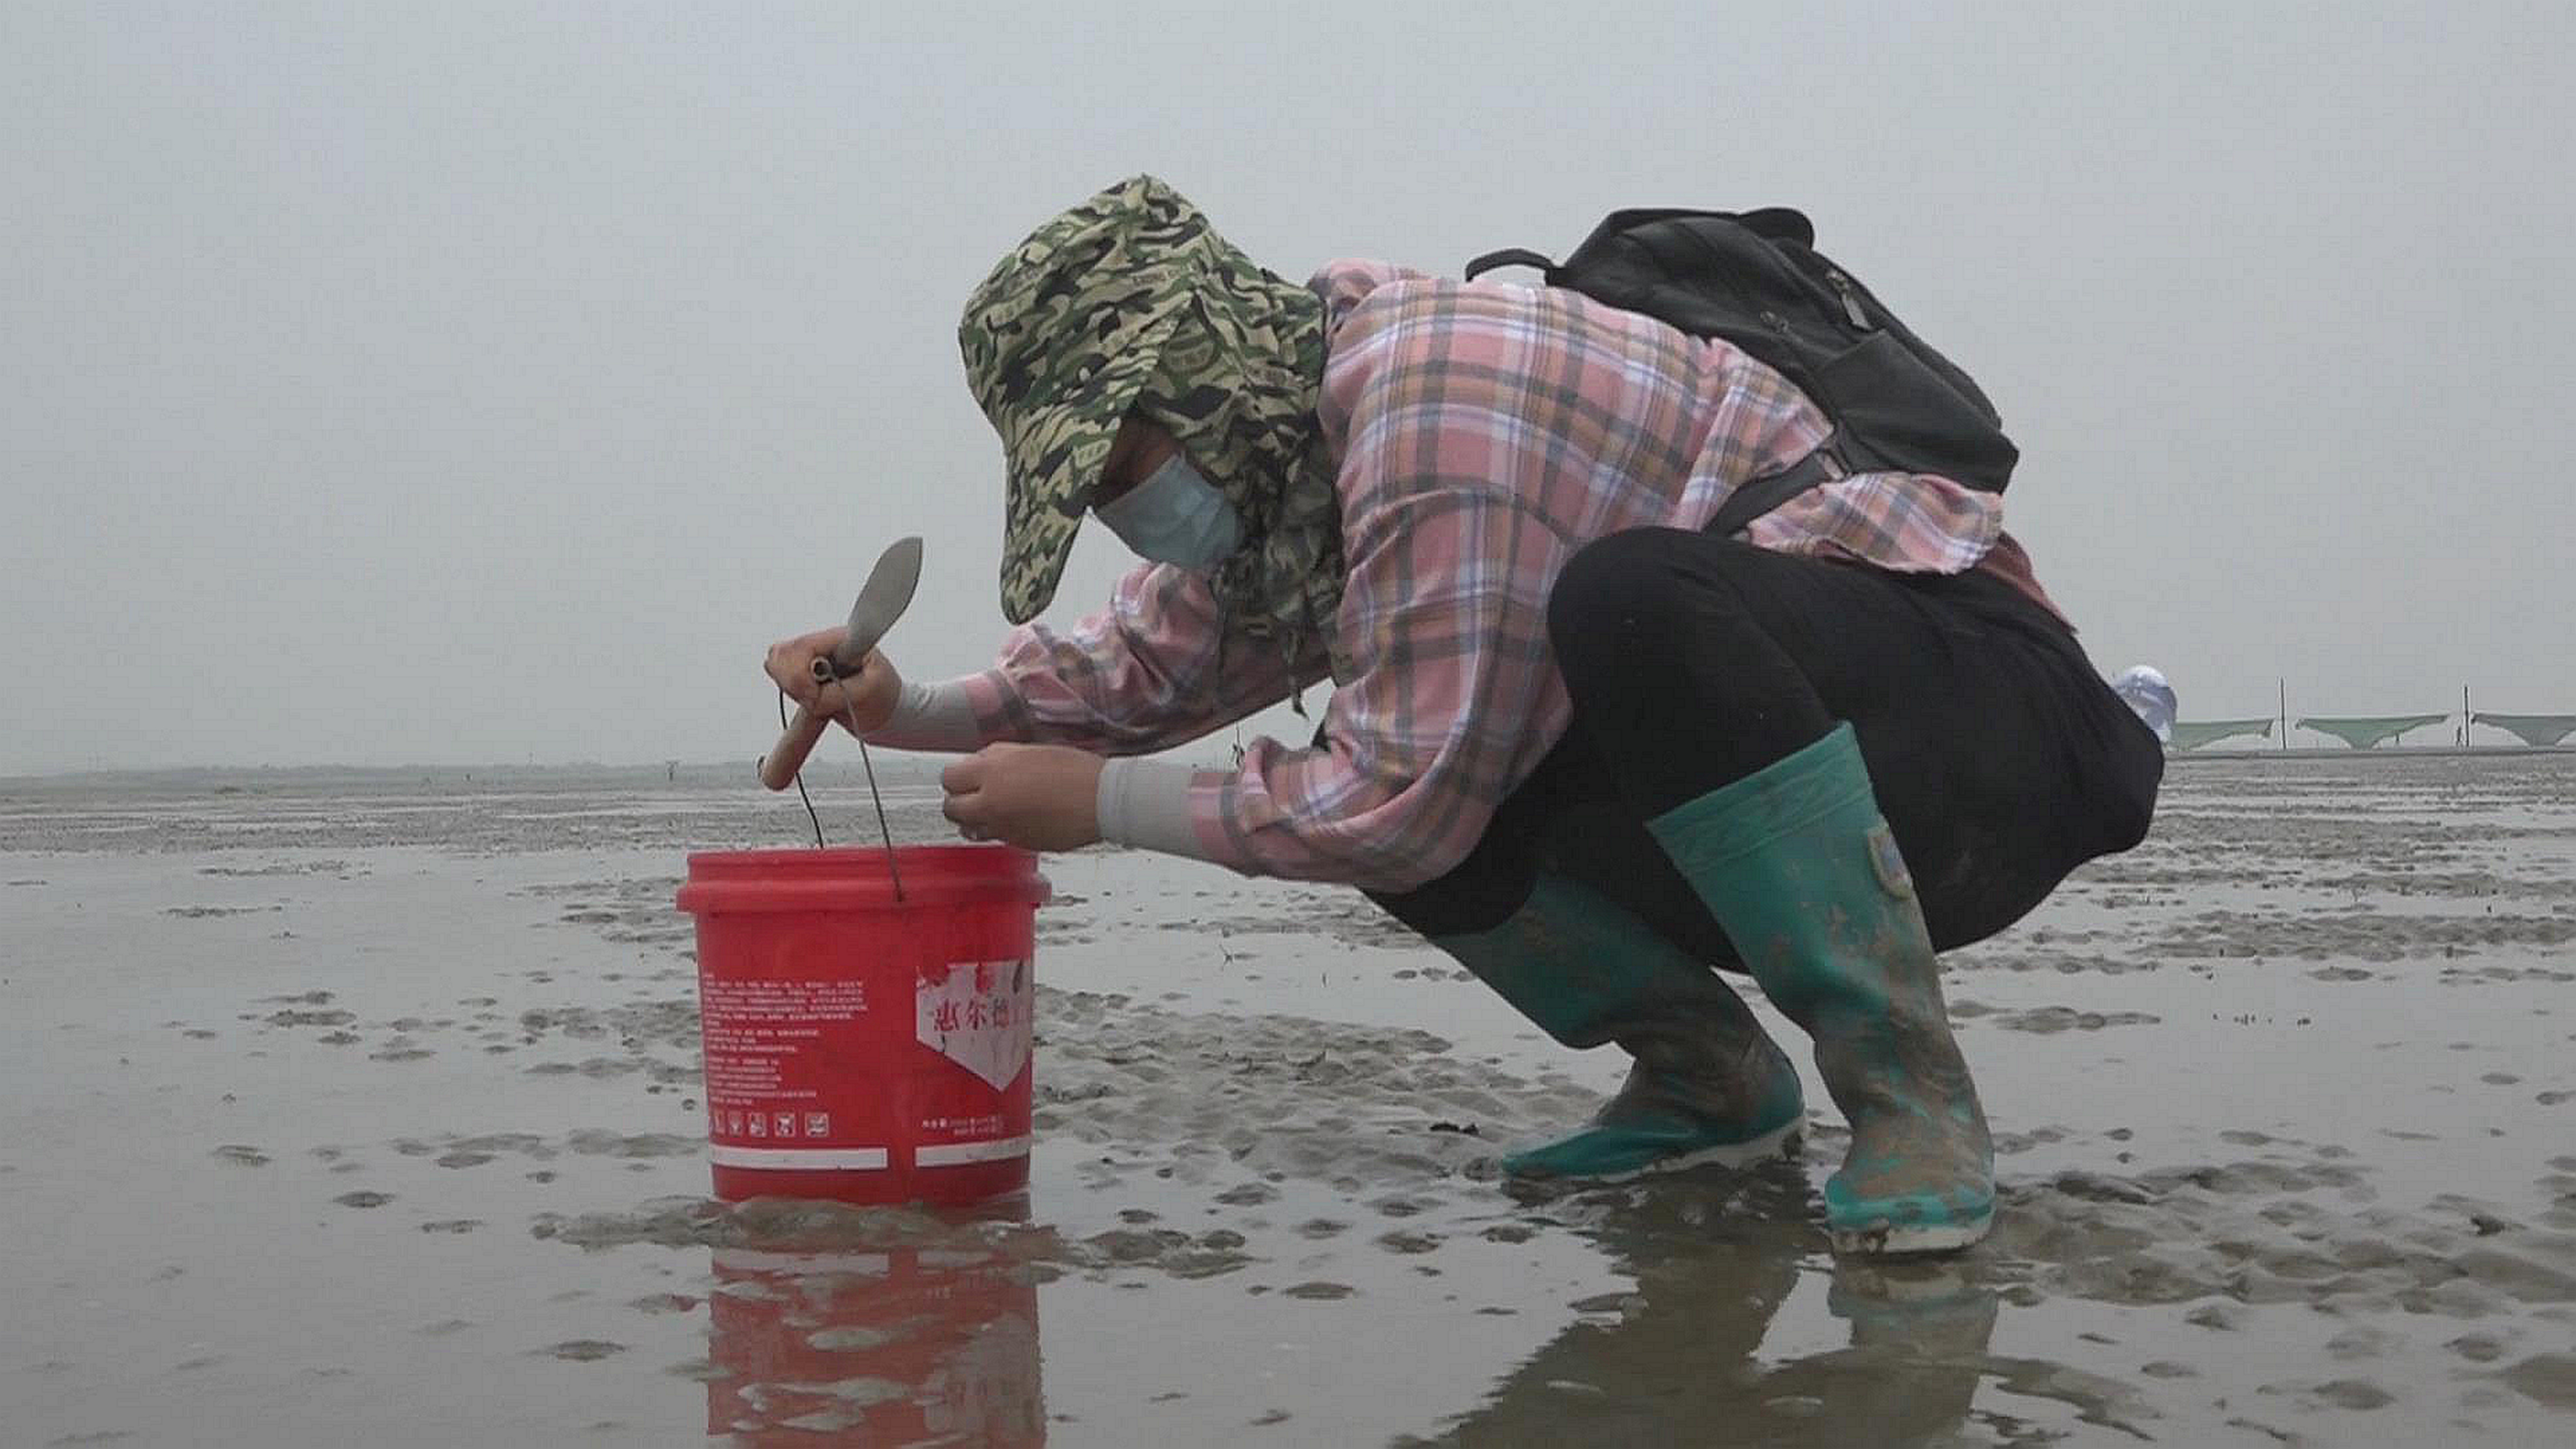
1076, 752, 1105, 840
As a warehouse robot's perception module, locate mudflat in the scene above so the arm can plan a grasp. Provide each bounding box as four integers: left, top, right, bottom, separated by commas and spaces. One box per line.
3, 753, 2572, 1446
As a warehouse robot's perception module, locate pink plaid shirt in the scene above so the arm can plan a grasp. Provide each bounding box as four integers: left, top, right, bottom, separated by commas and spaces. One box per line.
956, 261, 2050, 891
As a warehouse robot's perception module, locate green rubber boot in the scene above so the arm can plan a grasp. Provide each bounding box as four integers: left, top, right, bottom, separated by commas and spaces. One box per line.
1432, 873, 1804, 1181
1648, 723, 1995, 1255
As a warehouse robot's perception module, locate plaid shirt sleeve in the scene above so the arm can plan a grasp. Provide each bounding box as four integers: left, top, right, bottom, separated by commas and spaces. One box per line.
954, 562, 1327, 755
1750, 470, 2000, 573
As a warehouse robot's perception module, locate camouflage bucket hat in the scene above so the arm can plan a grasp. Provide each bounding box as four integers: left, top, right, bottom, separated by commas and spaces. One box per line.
960, 176, 1331, 626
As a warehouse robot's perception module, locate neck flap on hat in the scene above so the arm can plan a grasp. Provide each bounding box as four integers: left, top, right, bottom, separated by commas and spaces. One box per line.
960, 176, 1344, 675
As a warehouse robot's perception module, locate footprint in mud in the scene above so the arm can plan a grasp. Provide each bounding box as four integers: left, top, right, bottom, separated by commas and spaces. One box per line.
2309, 1378, 2395, 1410
2500, 1352, 2576, 1410
2448, 1333, 2508, 1363
266, 1008, 354, 1028
566, 1130, 698, 1159
199, 860, 352, 878
2325, 1325, 2402, 1361
1077, 1226, 1252, 1280
333, 1191, 395, 1208
211, 1145, 270, 1166
526, 1059, 637, 1079
1985, 1006, 2161, 1033
535, 1340, 626, 1361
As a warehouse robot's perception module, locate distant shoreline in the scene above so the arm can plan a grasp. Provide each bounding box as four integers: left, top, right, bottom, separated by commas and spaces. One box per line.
0, 749, 1247, 793
2170, 745, 2575, 761
6, 743, 2567, 795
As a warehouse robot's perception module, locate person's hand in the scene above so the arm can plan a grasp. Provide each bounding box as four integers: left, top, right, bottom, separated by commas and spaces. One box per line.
940, 743, 1105, 852
764, 627, 902, 736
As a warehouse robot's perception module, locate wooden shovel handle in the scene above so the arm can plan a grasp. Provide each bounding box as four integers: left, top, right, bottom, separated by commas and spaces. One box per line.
759, 704, 833, 791
760, 656, 856, 791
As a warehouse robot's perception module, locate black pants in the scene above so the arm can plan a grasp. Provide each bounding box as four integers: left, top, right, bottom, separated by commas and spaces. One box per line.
1363, 529, 2164, 964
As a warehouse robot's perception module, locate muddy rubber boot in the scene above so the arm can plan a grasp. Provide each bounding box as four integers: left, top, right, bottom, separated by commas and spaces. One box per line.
1432, 873, 1804, 1181
1647, 723, 1995, 1255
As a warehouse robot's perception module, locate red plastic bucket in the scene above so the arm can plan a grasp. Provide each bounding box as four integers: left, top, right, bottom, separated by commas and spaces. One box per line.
674, 845, 1050, 1205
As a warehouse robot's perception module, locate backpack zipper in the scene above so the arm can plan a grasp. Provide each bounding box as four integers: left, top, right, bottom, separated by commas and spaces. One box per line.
1825, 269, 1871, 329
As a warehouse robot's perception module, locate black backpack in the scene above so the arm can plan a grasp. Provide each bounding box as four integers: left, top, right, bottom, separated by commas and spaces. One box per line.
1464, 208, 2016, 536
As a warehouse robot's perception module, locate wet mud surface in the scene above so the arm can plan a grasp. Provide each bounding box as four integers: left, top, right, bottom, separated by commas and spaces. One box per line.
3, 755, 2573, 1445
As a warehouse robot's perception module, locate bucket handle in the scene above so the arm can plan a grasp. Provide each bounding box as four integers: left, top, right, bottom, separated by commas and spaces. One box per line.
770, 662, 906, 902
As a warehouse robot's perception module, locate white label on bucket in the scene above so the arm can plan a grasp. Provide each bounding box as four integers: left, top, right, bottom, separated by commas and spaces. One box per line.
915, 1135, 1030, 1167
917, 957, 1032, 1093
708, 1145, 890, 1171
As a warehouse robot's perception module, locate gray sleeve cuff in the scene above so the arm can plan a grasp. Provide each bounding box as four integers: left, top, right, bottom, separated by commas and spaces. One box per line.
865, 677, 985, 753
1095, 756, 1220, 864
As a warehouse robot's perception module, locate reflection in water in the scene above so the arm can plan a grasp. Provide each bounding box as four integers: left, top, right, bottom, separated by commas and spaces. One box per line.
1409, 1165, 2075, 1448
703, 1200, 1045, 1446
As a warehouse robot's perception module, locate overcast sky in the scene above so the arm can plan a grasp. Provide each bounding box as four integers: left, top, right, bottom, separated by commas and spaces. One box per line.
5, 2, 2570, 774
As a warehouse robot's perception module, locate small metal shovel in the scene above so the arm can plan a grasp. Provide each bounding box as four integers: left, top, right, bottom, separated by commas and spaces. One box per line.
759, 536, 924, 791
757, 537, 924, 891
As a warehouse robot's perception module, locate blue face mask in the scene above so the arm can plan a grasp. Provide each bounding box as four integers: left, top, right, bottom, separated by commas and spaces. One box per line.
1092, 451, 1242, 571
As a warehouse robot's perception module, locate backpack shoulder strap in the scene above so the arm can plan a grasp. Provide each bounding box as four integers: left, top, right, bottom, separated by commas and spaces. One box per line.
1706, 442, 1843, 539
